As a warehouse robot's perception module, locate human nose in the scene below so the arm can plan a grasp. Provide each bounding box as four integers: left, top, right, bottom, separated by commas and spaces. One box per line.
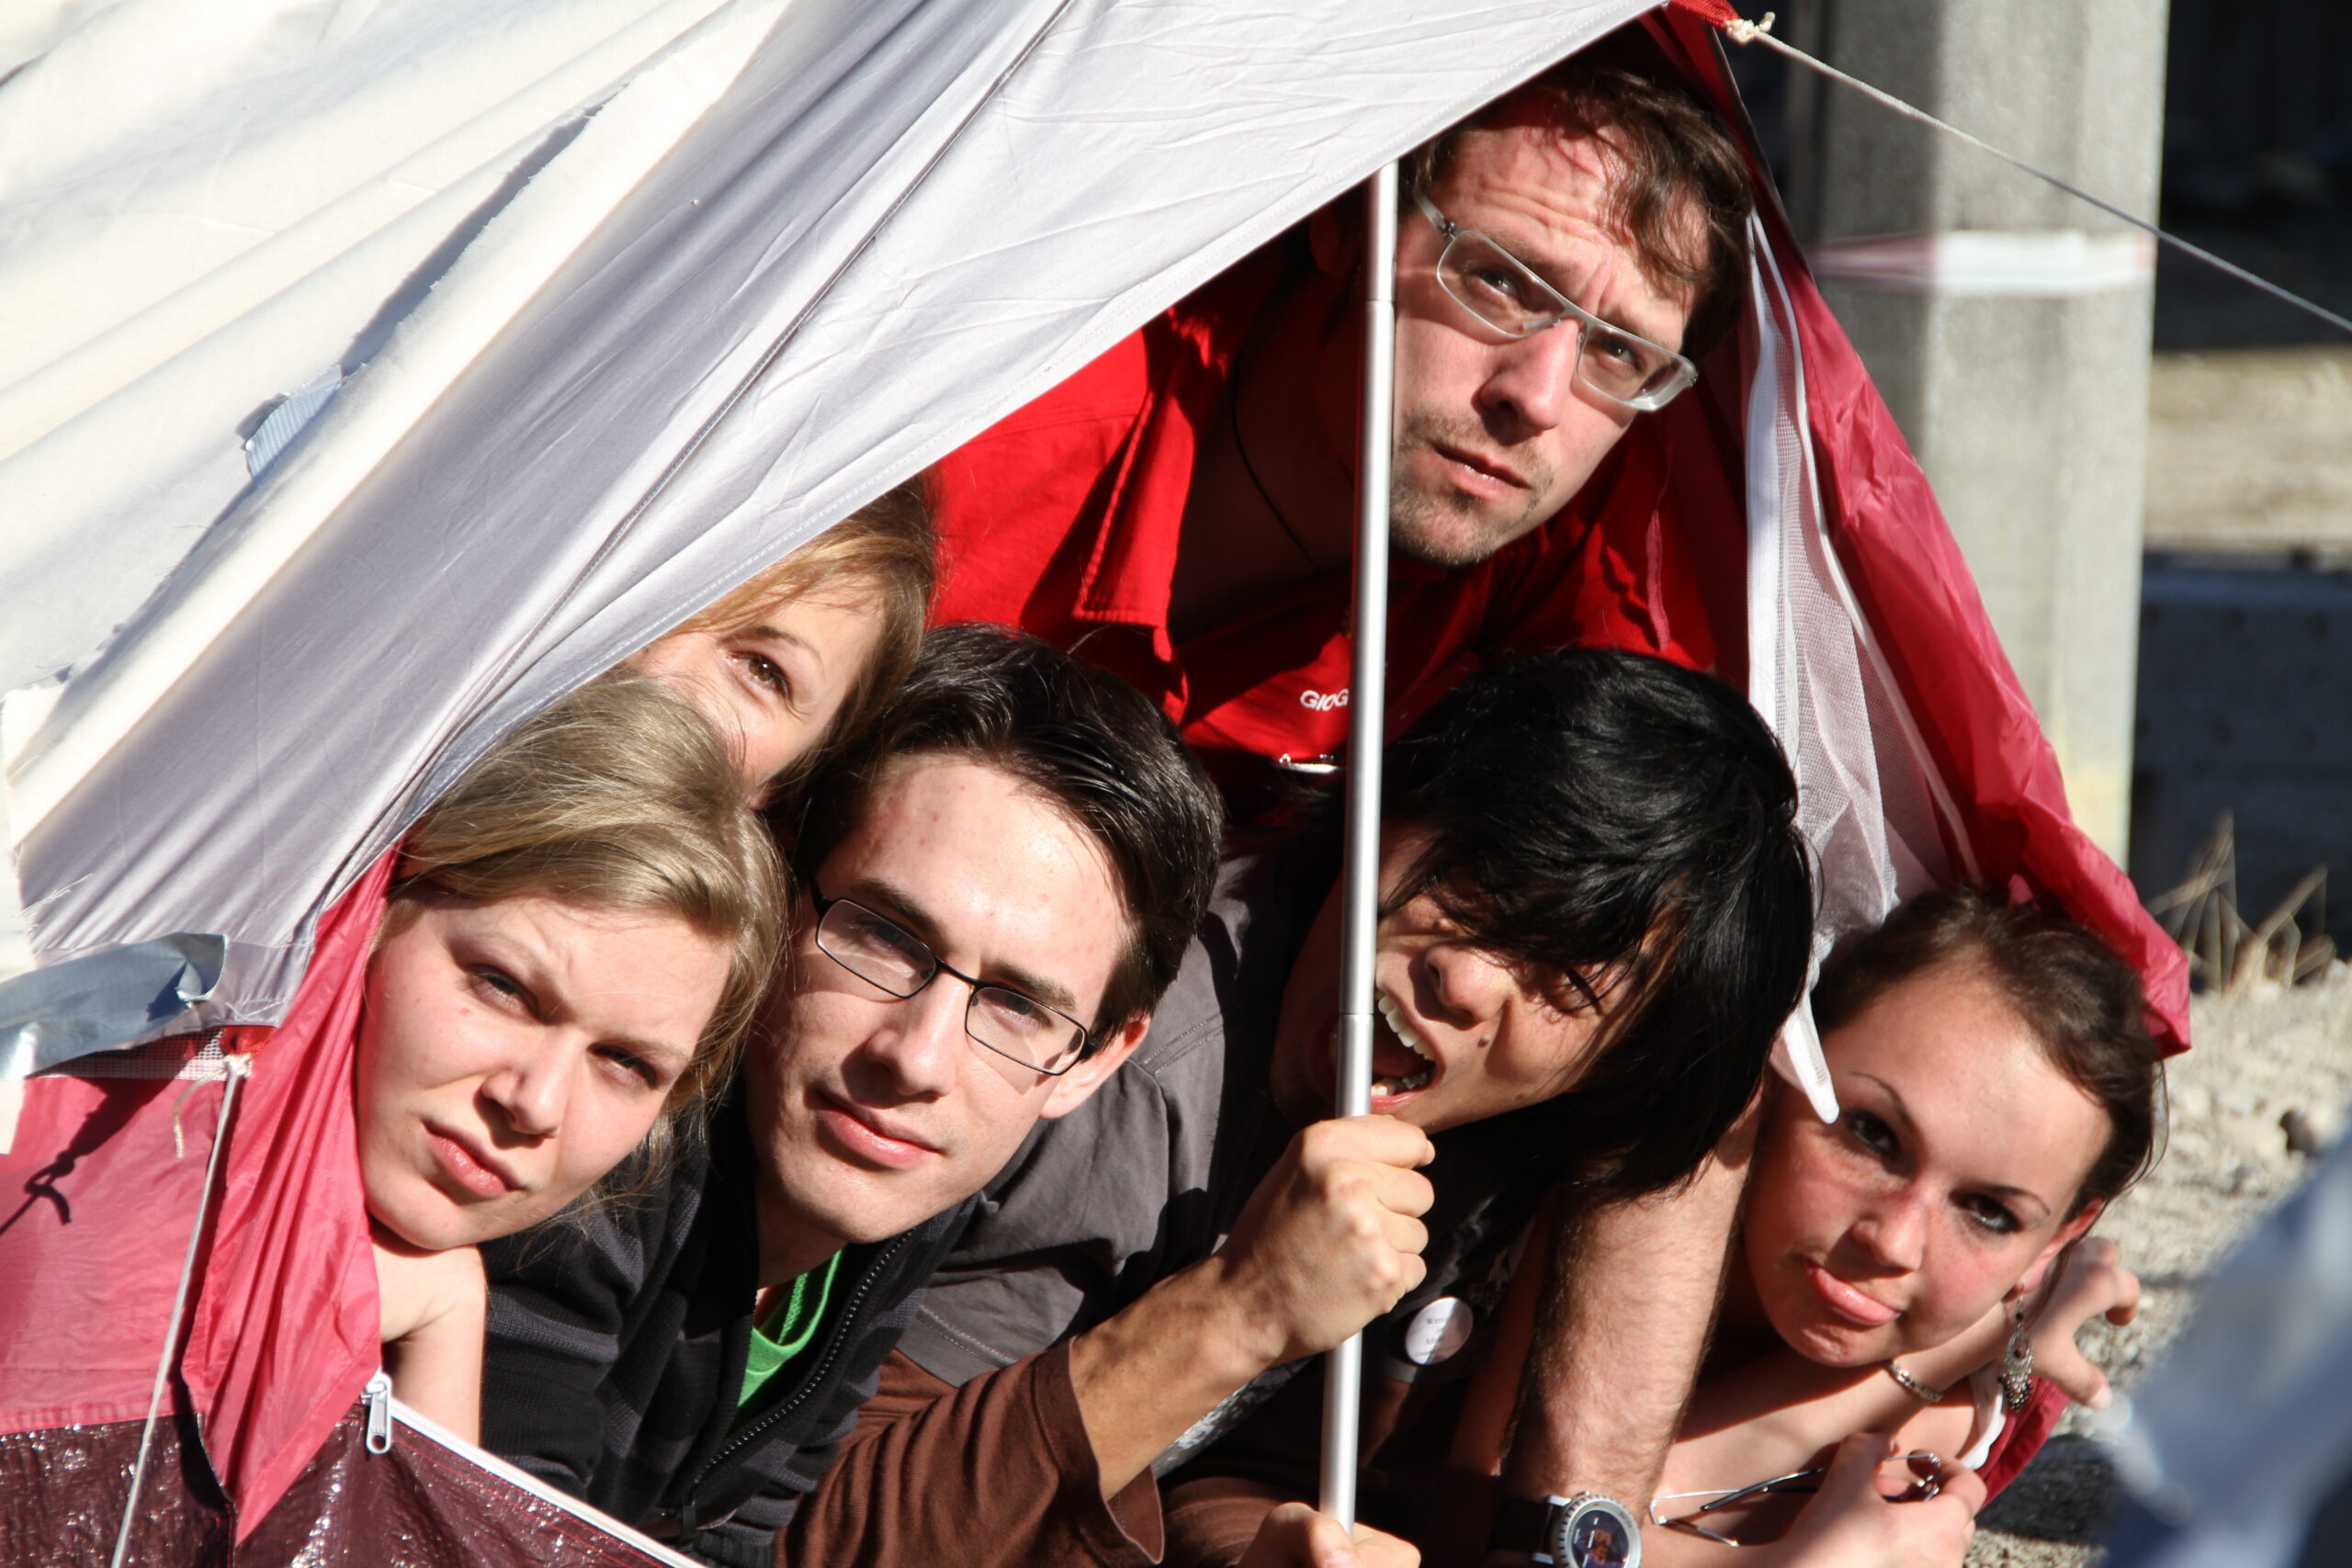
863, 976, 967, 1099
1474, 320, 1586, 439
1411, 942, 1514, 1036
481, 1037, 576, 1140
1849, 1186, 1931, 1275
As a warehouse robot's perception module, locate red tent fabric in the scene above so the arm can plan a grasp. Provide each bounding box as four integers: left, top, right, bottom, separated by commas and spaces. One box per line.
1653, 6, 2189, 1054
178, 851, 393, 1538
0, 852, 390, 1540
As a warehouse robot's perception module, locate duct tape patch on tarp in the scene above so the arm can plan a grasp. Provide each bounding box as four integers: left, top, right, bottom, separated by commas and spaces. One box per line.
0, 931, 226, 1079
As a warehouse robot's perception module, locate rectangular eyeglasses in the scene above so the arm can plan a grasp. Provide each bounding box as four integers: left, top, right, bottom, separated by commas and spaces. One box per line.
810, 892, 1094, 1080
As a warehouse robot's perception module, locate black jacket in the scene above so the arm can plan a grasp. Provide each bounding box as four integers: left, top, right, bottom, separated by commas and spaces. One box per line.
480, 1097, 973, 1566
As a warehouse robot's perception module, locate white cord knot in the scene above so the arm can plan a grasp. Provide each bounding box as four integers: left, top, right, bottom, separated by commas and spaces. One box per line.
1725, 11, 1776, 44
169, 1046, 252, 1159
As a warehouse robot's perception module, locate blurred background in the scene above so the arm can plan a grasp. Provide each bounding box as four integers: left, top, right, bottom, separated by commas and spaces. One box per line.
1727, 7, 2352, 1561
1727, 0, 2352, 982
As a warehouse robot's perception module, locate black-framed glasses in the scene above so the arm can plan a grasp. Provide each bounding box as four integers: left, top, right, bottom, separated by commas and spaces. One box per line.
1410, 187, 1699, 412
810, 894, 1093, 1078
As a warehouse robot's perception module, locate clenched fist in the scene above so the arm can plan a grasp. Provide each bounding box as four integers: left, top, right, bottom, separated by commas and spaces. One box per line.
1215, 1115, 1437, 1367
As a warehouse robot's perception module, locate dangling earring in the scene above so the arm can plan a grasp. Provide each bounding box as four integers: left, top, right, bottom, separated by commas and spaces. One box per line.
1998, 1301, 2035, 1414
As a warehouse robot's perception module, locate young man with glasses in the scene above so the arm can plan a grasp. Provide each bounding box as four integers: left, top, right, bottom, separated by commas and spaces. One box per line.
926, 29, 1751, 817
795, 650, 1830, 1568
477, 626, 1435, 1568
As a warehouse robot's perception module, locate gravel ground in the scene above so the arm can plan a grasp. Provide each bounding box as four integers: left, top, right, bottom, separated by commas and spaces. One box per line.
1965, 964, 2352, 1564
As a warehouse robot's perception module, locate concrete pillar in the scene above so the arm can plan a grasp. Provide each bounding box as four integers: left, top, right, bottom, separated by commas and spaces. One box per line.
1785, 0, 2169, 863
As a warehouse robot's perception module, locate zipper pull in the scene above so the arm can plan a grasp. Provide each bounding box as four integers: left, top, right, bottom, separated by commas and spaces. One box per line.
364, 1369, 394, 1454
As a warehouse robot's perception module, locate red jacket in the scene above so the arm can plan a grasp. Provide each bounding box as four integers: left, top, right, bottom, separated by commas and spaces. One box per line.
931, 236, 1715, 815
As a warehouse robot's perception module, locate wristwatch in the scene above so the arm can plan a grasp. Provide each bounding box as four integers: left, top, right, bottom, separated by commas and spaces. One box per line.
1489, 1492, 1644, 1567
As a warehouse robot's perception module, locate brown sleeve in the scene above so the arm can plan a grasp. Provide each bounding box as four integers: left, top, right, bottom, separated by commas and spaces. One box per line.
1160, 1364, 1427, 1568
1162, 1474, 1293, 1568
776, 1342, 1165, 1568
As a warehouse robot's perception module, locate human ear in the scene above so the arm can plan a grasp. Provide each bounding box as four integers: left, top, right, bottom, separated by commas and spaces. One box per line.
2009, 1200, 2103, 1300
1038, 1011, 1149, 1120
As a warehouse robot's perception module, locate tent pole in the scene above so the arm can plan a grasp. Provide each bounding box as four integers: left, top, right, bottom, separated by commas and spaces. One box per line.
1319, 158, 1399, 1532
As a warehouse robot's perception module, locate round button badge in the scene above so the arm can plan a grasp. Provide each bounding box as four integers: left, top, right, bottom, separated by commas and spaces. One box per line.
1401, 1295, 1475, 1366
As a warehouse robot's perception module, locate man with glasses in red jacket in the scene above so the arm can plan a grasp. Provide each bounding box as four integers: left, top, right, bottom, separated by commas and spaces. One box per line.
929, 30, 1750, 818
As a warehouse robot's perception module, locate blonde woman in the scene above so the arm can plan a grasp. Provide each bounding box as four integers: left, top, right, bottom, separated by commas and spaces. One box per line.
364, 676, 785, 1438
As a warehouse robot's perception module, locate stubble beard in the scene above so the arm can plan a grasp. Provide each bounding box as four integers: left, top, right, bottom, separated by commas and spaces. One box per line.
1385, 412, 1555, 569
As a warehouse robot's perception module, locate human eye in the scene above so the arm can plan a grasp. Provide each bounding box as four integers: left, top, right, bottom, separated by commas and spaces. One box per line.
854, 911, 928, 965
1464, 260, 1532, 308
1843, 1110, 1898, 1158
1958, 1192, 2022, 1235
593, 1043, 672, 1092
731, 648, 790, 701
468, 965, 535, 1014
829, 905, 932, 987
978, 987, 1057, 1039
1589, 330, 1647, 370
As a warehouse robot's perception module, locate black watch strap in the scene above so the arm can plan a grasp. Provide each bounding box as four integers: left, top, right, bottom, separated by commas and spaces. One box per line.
1489, 1495, 1565, 1561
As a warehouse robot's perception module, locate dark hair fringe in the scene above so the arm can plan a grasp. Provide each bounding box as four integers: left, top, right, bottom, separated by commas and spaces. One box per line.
1380, 648, 1813, 1201
794, 622, 1224, 1042
1813, 886, 2166, 1216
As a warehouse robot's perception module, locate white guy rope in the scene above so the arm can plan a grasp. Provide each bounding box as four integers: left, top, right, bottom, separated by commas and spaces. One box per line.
1724, 13, 2352, 338
110, 1054, 252, 1568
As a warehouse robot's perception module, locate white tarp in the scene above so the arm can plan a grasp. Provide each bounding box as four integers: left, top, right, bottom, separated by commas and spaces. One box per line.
0, 0, 773, 697
6, 0, 1709, 1034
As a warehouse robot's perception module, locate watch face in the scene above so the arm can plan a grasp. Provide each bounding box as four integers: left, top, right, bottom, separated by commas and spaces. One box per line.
1555, 1498, 1639, 1568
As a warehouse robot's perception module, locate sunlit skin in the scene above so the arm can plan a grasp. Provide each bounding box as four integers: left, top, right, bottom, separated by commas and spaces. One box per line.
632, 588, 884, 804
1375, 116, 1698, 567
356, 894, 732, 1252
1266, 823, 1614, 1134
744, 754, 1150, 1286
1736, 961, 2109, 1367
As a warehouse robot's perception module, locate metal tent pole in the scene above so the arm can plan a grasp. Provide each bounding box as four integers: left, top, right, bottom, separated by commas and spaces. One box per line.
1318, 159, 1399, 1531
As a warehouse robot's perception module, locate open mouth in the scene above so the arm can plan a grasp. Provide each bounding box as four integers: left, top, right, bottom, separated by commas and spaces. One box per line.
1370, 993, 1437, 1099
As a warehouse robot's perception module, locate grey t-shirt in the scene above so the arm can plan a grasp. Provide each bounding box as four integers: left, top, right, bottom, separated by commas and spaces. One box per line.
899, 851, 1561, 1433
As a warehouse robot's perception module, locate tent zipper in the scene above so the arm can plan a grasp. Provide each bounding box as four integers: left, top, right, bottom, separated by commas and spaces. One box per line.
363, 1369, 394, 1454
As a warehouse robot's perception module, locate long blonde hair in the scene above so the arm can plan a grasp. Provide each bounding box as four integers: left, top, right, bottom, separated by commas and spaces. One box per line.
390, 673, 786, 1123
673, 474, 935, 811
